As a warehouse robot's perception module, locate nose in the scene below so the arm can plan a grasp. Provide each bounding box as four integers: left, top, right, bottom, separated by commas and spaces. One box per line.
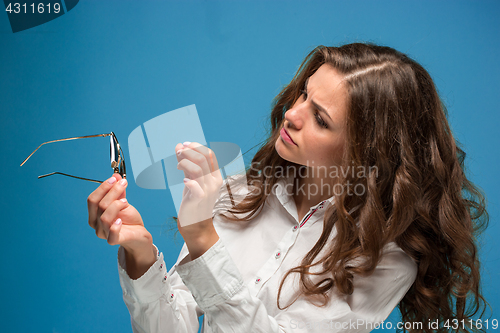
284, 104, 305, 130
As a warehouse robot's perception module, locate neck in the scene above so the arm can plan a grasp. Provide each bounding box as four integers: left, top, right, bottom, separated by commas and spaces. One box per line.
292, 168, 338, 213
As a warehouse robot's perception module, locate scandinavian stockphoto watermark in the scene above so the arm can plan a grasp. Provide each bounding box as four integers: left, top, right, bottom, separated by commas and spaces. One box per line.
248, 161, 378, 199
289, 318, 499, 331
289, 318, 423, 331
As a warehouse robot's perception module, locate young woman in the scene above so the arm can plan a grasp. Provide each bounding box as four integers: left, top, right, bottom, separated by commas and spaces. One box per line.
87, 43, 488, 332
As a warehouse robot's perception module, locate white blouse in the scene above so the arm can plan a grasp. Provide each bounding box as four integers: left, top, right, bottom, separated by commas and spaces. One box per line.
117, 175, 418, 333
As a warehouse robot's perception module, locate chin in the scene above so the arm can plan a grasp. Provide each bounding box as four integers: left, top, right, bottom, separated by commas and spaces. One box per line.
275, 139, 300, 165
274, 138, 286, 158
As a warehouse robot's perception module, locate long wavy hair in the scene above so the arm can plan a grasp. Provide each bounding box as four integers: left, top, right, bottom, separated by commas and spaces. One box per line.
214, 43, 488, 332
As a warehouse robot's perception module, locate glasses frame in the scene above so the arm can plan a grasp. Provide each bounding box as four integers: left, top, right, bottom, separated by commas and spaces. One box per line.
20, 132, 126, 184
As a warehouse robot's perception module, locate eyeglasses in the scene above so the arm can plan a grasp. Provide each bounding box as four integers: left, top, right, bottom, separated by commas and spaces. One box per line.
20, 132, 126, 184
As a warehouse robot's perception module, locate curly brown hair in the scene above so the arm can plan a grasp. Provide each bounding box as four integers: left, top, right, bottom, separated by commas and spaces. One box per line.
215, 43, 488, 332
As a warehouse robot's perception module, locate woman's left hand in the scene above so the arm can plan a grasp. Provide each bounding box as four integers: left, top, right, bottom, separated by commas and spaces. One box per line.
175, 141, 223, 259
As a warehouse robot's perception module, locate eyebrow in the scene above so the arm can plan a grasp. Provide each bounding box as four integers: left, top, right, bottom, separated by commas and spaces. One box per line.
304, 78, 333, 123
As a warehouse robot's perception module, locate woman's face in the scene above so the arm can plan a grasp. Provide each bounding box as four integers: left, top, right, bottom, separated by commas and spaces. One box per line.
275, 64, 349, 169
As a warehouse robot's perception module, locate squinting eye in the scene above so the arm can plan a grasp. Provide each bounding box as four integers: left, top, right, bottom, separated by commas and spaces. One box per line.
315, 112, 328, 129
300, 88, 327, 129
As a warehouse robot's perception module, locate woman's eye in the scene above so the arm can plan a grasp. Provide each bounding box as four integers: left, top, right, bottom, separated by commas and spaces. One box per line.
315, 112, 328, 128
301, 89, 327, 128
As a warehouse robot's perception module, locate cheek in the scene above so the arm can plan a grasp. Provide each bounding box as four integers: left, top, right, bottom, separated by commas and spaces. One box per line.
310, 136, 346, 166
331, 137, 347, 163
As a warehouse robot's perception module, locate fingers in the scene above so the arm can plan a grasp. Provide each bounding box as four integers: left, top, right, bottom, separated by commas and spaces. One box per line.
177, 159, 206, 189
183, 177, 205, 199
87, 173, 148, 248
100, 198, 129, 240
98, 178, 128, 215
87, 173, 122, 229
176, 143, 209, 183
176, 142, 220, 182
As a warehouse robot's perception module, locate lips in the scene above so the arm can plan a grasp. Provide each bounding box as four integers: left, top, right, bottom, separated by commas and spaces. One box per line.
280, 127, 297, 146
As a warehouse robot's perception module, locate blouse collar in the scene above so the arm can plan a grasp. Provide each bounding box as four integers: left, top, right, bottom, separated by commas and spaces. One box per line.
273, 175, 336, 216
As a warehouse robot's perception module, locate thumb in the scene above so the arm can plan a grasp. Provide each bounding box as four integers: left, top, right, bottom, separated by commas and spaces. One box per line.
183, 178, 204, 199
107, 218, 122, 245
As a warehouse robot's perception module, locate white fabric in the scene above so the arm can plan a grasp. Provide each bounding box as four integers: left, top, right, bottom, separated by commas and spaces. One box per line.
117, 176, 418, 332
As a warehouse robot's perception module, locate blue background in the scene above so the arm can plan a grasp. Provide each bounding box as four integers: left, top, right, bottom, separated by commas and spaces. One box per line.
1, 1, 499, 332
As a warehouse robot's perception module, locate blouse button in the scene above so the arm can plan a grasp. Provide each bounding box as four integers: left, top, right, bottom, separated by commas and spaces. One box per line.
275, 252, 281, 259
170, 293, 174, 299
293, 225, 298, 232
159, 264, 163, 269
255, 278, 261, 284
163, 275, 167, 282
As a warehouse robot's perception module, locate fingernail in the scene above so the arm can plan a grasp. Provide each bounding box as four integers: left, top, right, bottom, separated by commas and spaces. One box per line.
114, 218, 122, 225
119, 179, 127, 186
120, 198, 127, 203
183, 178, 190, 183
183, 141, 191, 146
107, 177, 117, 184
177, 149, 182, 156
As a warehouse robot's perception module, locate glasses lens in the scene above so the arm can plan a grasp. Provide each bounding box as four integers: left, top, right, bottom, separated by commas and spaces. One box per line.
119, 156, 126, 178
110, 135, 119, 166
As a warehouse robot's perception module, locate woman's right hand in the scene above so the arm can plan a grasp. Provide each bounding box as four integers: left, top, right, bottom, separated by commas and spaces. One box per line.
87, 173, 156, 279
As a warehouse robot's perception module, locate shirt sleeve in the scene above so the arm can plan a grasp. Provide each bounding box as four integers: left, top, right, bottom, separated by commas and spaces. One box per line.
116, 176, 248, 333
117, 244, 203, 333
175, 239, 417, 333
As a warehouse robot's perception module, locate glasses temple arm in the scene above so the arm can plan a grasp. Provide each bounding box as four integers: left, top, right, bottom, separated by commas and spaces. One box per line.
20, 133, 112, 167
38, 172, 103, 184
